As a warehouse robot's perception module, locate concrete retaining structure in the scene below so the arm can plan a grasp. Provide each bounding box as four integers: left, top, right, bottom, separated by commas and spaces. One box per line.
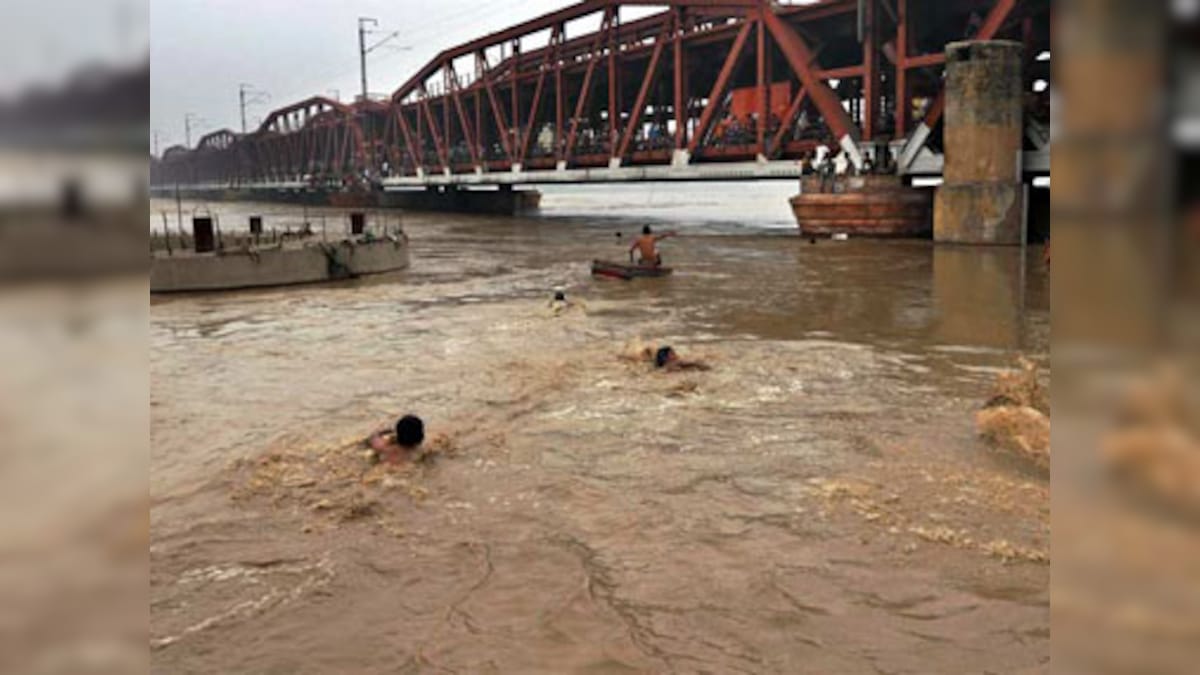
150, 239, 409, 293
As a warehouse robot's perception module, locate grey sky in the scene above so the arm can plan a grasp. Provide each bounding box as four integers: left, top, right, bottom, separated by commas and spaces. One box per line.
150, 0, 580, 150
1, 0, 147, 96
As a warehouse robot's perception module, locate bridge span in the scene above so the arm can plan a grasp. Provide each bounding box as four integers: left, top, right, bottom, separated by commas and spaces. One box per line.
151, 0, 1050, 193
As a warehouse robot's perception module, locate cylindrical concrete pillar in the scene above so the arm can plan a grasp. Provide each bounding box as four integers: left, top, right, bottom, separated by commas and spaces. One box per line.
934, 40, 1025, 245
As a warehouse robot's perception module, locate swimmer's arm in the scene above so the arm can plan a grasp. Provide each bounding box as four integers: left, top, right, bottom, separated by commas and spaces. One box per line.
655, 231, 678, 241
366, 430, 393, 452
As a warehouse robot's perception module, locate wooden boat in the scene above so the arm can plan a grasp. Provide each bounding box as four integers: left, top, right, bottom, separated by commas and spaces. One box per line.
591, 259, 673, 280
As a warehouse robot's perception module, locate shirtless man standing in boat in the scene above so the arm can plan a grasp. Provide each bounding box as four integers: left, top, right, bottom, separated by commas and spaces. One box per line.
629, 225, 677, 267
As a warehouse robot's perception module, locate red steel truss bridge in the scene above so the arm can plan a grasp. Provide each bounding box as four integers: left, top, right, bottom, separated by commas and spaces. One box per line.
151, 0, 1050, 190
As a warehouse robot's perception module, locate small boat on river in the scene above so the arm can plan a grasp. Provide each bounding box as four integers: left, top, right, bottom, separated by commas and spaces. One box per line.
591, 259, 673, 281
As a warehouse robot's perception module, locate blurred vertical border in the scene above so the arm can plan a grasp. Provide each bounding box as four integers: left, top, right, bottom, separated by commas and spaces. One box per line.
1053, 1, 1200, 673
0, 1, 149, 672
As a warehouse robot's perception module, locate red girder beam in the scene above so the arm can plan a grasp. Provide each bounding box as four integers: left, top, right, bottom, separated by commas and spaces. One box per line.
350, 117, 370, 174
257, 95, 348, 135
687, 20, 752, 155
443, 80, 453, 161
761, 8, 859, 143
904, 52, 945, 69
608, 24, 618, 149
564, 7, 614, 163
616, 24, 669, 159
978, 0, 1020, 41
555, 46, 564, 159
475, 88, 483, 160
393, 107, 421, 174
519, 66, 544, 164
419, 93, 449, 170
498, 0, 855, 79
391, 0, 765, 104
816, 65, 865, 80
449, 78, 480, 166
415, 103, 423, 161
338, 125, 352, 174
673, 8, 687, 149
564, 59, 601, 162
895, 0, 908, 137
756, 7, 766, 154
916, 0, 1019, 132
769, 87, 807, 157
519, 26, 561, 164
511, 42, 520, 154
480, 60, 515, 162
863, 0, 877, 139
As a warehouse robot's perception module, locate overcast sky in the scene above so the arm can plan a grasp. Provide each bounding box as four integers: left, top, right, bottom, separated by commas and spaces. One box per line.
1, 0, 147, 96
149, 0, 585, 150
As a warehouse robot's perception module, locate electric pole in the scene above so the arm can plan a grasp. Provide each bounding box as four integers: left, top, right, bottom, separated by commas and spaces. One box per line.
239, 84, 269, 134
358, 17, 408, 102
357, 18, 410, 175
184, 113, 203, 148
152, 129, 161, 157
359, 17, 376, 102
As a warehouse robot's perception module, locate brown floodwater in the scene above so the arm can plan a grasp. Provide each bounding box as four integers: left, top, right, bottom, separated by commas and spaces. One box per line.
151, 190, 1049, 674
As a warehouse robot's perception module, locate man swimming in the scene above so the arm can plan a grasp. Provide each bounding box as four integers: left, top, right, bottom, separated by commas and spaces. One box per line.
547, 287, 585, 316
366, 414, 426, 464
654, 345, 711, 372
629, 225, 676, 267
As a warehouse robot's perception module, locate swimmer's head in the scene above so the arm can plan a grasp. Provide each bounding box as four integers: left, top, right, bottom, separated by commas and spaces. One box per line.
643, 225, 652, 235
654, 346, 675, 368
553, 290, 566, 302
395, 415, 425, 449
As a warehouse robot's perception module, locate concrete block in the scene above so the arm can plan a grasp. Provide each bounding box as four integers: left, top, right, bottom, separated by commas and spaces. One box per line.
934, 182, 1024, 245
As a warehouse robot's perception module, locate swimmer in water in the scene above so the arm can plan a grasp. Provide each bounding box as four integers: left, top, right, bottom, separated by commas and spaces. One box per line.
654, 345, 711, 372
629, 225, 676, 267
548, 287, 586, 316
366, 414, 426, 464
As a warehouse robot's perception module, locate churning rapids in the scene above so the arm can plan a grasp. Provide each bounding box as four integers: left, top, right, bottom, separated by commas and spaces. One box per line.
151, 188, 1049, 674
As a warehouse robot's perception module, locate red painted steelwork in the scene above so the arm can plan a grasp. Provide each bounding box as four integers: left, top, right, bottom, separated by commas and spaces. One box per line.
150, 0, 1050, 188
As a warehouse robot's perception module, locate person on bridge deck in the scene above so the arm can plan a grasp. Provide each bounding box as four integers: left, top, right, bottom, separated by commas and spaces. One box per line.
367, 414, 426, 464
629, 225, 676, 267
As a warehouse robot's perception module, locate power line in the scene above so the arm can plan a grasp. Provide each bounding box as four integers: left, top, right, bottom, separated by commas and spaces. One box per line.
251, 1, 562, 114
238, 83, 270, 133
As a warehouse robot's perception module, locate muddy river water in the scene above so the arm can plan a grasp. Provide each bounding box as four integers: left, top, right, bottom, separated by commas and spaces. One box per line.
150, 185, 1049, 673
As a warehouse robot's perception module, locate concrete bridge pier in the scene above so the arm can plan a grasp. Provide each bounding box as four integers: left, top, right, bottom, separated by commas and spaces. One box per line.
934, 40, 1026, 245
